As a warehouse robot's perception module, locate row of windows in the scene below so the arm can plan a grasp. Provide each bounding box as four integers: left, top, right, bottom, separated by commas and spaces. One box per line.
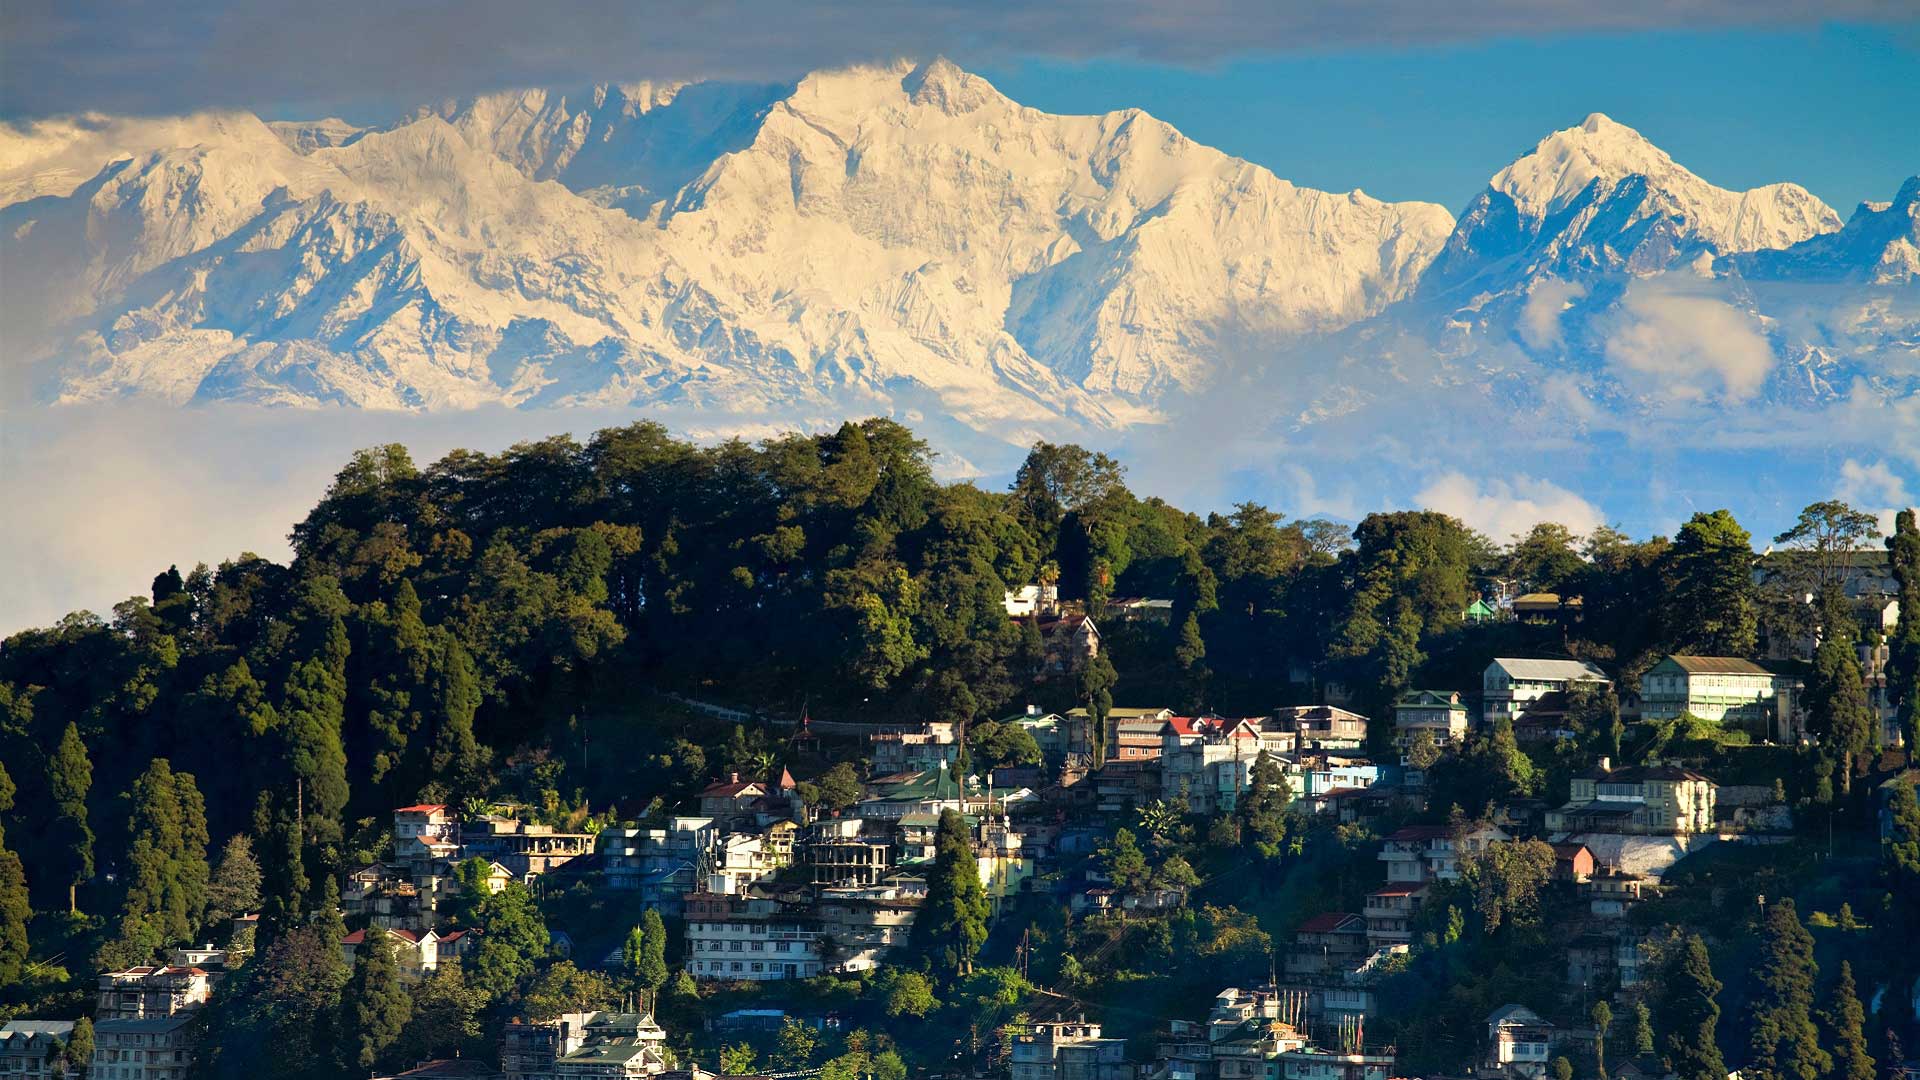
690, 939, 802, 953
690, 960, 819, 975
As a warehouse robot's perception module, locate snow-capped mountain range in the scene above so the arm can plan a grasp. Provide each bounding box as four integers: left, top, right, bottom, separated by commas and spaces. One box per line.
2, 58, 1915, 463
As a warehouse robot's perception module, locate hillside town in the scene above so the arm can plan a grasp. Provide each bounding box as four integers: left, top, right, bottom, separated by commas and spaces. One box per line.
1, 431, 1916, 1080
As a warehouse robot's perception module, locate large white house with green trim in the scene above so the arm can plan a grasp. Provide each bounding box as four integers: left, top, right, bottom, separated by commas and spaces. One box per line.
1639, 655, 1784, 725
1482, 658, 1611, 726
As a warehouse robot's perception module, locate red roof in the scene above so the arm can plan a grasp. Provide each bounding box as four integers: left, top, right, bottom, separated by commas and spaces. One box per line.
699, 773, 764, 798
1386, 825, 1453, 841
394, 804, 447, 814
1369, 884, 1428, 897
1297, 912, 1365, 933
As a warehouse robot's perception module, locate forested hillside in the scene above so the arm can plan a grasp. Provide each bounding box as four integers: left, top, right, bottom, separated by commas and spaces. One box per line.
2, 417, 1916, 1076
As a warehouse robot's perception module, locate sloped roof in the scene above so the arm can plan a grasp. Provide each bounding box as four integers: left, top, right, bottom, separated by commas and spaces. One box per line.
1661, 655, 1774, 675
394, 804, 447, 813
1489, 657, 1610, 682
1297, 912, 1365, 933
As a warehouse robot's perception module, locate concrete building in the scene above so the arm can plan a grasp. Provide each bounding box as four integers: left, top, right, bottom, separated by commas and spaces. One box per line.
803, 816, 894, 887
1362, 884, 1425, 950
1011, 1021, 1133, 1080
683, 892, 823, 981
599, 817, 715, 911
1378, 824, 1511, 884
1639, 655, 1784, 725
1485, 1005, 1556, 1078
91, 1015, 196, 1080
1482, 658, 1611, 726
870, 723, 961, 774
340, 927, 441, 983
96, 964, 218, 1020
1393, 690, 1470, 747
0, 1022, 74, 1080
461, 817, 595, 880
813, 883, 921, 973
1547, 762, 1716, 837
1273, 706, 1370, 748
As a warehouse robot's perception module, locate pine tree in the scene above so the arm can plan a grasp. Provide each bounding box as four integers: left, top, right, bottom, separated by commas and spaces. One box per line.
628, 909, 668, 999
207, 834, 263, 927
1820, 962, 1875, 1080
1744, 899, 1829, 1080
911, 809, 989, 980
47, 722, 93, 913
427, 630, 487, 798
1806, 600, 1874, 795
1631, 1001, 1655, 1056
119, 759, 211, 944
63, 1016, 93, 1073
340, 931, 413, 1072
1660, 934, 1727, 1080
1887, 509, 1920, 749
283, 616, 351, 850
1237, 750, 1293, 855
1888, 782, 1920, 925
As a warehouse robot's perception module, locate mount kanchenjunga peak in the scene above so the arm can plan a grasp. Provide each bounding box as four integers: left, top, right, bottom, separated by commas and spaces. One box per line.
0, 58, 1455, 437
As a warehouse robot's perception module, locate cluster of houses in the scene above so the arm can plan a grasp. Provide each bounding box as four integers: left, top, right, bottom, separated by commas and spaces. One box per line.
0, 945, 234, 1080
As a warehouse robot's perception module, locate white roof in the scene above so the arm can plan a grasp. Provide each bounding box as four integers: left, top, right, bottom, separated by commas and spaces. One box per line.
1488, 657, 1610, 682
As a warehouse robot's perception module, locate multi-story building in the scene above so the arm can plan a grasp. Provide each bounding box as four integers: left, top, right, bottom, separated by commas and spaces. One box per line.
803, 816, 894, 887
707, 825, 794, 894
1377, 824, 1511, 884
1272, 1046, 1396, 1080
1393, 690, 1470, 747
90, 1015, 196, 1080
870, 723, 960, 774
0, 1021, 74, 1080
96, 964, 218, 1019
1547, 761, 1716, 837
1273, 706, 1370, 749
1011, 1021, 1133, 1080
505, 1012, 668, 1080
813, 883, 921, 972
1485, 1005, 1556, 1078
599, 817, 716, 910
340, 927, 441, 983
394, 804, 461, 873
461, 817, 594, 881
1362, 885, 1425, 951
683, 892, 824, 981
1638, 655, 1785, 725
1160, 717, 1266, 815
1282, 913, 1368, 978
1482, 658, 1610, 726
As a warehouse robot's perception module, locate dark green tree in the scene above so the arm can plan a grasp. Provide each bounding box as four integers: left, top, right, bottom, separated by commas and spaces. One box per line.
1631, 1001, 1655, 1055
627, 908, 669, 998
340, 930, 413, 1072
1744, 898, 1829, 1080
206, 834, 263, 928
63, 1017, 93, 1073
1820, 962, 1875, 1080
911, 809, 988, 980
1237, 750, 1293, 856
47, 721, 93, 913
1080, 652, 1116, 768
193, 923, 347, 1080
1659, 934, 1727, 1080
1887, 509, 1920, 749
1099, 827, 1149, 892
1592, 1000, 1613, 1080
1663, 510, 1758, 656
1806, 610, 1875, 795
118, 759, 210, 945
0, 762, 27, 986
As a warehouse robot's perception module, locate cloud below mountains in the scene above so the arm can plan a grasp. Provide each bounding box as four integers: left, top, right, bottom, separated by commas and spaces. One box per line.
2, 0, 1906, 118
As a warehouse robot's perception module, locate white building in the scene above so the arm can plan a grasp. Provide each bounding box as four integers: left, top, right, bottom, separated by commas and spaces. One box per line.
1010, 1021, 1132, 1080
90, 1015, 196, 1080
1485, 1004, 1555, 1077
683, 893, 823, 981
1482, 658, 1610, 726
1377, 824, 1511, 884
0, 1022, 74, 1080
1638, 655, 1784, 724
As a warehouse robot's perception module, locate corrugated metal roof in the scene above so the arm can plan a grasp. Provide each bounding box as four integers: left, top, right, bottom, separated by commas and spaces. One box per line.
1663, 655, 1774, 675
1488, 657, 1610, 681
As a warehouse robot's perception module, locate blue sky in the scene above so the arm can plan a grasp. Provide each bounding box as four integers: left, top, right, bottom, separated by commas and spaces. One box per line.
978, 24, 1920, 215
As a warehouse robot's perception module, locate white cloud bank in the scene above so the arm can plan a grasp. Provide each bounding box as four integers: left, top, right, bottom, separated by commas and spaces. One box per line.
1413, 470, 1607, 543
1604, 282, 1776, 403
1835, 457, 1915, 536
1520, 278, 1588, 350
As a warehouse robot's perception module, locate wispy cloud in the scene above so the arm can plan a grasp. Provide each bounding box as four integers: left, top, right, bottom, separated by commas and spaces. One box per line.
1836, 457, 1915, 535
1603, 279, 1776, 403
1519, 278, 1588, 351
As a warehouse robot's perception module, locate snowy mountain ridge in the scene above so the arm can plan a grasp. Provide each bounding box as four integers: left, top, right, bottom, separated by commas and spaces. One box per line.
1, 59, 1913, 469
